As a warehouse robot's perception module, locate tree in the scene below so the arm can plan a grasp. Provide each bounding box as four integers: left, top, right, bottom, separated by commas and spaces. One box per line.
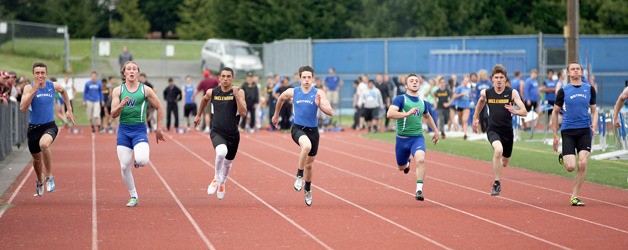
45, 0, 105, 38
139, 0, 182, 35
176, 0, 214, 40
109, 0, 150, 38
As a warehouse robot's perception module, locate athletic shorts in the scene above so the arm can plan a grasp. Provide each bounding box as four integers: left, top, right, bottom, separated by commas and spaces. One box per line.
291, 124, 320, 156
395, 135, 425, 166
117, 123, 149, 149
561, 128, 592, 155
487, 129, 514, 158
455, 107, 468, 112
27, 121, 58, 154
363, 108, 379, 122
86, 101, 101, 119
210, 130, 240, 160
525, 101, 538, 112
184, 103, 198, 117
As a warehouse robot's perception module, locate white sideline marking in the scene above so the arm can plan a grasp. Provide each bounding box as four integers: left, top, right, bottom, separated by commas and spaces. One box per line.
0, 168, 34, 219
91, 133, 98, 250
168, 134, 332, 250
327, 136, 628, 209
149, 160, 217, 250
250, 136, 570, 249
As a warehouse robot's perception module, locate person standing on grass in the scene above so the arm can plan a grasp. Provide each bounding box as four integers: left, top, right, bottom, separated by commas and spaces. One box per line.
20, 62, 76, 196
551, 61, 597, 206
613, 86, 628, 128
194, 67, 246, 200
110, 61, 165, 207
386, 73, 439, 201
272, 66, 333, 206
472, 64, 527, 196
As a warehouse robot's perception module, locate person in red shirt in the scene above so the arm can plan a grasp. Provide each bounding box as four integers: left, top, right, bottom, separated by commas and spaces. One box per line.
193, 69, 219, 132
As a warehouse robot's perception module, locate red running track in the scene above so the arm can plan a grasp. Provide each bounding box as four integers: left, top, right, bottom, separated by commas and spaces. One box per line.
0, 127, 626, 249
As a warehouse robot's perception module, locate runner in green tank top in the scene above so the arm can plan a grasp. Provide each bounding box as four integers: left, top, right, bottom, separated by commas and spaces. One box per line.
387, 73, 440, 201
110, 61, 165, 207
118, 82, 147, 125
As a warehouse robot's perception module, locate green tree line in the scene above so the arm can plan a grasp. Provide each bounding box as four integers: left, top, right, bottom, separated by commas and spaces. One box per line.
1, 0, 625, 42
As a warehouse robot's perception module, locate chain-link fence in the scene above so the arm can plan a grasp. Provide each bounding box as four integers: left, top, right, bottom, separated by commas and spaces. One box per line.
0, 102, 29, 161
91, 37, 206, 78
0, 20, 70, 72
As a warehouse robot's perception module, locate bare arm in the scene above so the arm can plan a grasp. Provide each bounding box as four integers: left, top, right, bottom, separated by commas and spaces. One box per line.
507, 89, 528, 117
613, 87, 628, 127
54, 82, 76, 124
19, 84, 37, 112
386, 105, 417, 119
590, 104, 598, 137
145, 86, 165, 142
110, 87, 124, 118
233, 87, 247, 117
471, 90, 487, 133
422, 111, 440, 143
316, 90, 333, 116
194, 89, 213, 127
271, 88, 294, 127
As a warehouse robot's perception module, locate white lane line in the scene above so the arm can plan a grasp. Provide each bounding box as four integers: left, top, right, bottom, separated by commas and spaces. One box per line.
148, 160, 217, 250
249, 136, 570, 249
91, 133, 98, 250
168, 135, 332, 250
238, 150, 452, 250
326, 136, 628, 209
0, 167, 34, 219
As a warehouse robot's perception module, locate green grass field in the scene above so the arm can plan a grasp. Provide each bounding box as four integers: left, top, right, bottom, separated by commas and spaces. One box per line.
0, 38, 202, 76
364, 131, 628, 189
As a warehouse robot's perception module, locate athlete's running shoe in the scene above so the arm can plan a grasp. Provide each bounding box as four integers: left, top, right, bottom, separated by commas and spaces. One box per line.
491, 182, 501, 196
133, 160, 141, 168
217, 185, 225, 200
570, 197, 585, 206
403, 159, 411, 174
294, 176, 303, 191
558, 153, 564, 165
34, 180, 44, 196
207, 179, 219, 195
126, 197, 139, 207
304, 190, 312, 206
415, 190, 424, 201
45, 175, 56, 192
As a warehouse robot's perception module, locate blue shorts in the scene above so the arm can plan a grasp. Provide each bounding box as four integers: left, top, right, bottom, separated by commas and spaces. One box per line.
395, 135, 426, 166
117, 124, 149, 149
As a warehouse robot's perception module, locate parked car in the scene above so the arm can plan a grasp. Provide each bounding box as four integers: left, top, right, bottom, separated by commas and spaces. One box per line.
201, 39, 263, 74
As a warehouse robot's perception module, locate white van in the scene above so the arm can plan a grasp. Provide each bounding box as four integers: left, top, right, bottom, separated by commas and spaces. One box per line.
201, 39, 263, 74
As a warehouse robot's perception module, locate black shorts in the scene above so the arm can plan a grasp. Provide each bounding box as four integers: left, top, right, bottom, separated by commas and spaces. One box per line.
561, 128, 592, 155
184, 103, 198, 117
210, 130, 240, 160
363, 108, 379, 122
291, 125, 320, 156
27, 121, 58, 154
455, 107, 468, 112
487, 129, 514, 158
525, 101, 538, 112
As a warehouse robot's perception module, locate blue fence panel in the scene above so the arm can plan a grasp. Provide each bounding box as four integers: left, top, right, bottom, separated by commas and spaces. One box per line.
387, 39, 463, 74
580, 36, 628, 72
465, 37, 538, 71
313, 40, 385, 75
543, 36, 565, 48
429, 50, 526, 77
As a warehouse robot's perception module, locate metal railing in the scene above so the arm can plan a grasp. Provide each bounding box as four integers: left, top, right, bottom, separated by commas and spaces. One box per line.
0, 102, 29, 161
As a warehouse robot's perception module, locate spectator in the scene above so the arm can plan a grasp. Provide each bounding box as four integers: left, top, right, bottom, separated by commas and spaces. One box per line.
275, 76, 293, 130
375, 73, 391, 132
325, 67, 342, 110
362, 79, 384, 132
163, 77, 182, 132
474, 70, 493, 133
182, 75, 198, 132
194, 69, 219, 132
434, 77, 452, 138
118, 46, 133, 69
138, 73, 157, 132
523, 69, 540, 130
83, 71, 104, 133
240, 72, 260, 133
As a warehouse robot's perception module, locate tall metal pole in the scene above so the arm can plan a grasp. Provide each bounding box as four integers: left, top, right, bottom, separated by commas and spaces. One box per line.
64, 26, 70, 72
567, 0, 579, 63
